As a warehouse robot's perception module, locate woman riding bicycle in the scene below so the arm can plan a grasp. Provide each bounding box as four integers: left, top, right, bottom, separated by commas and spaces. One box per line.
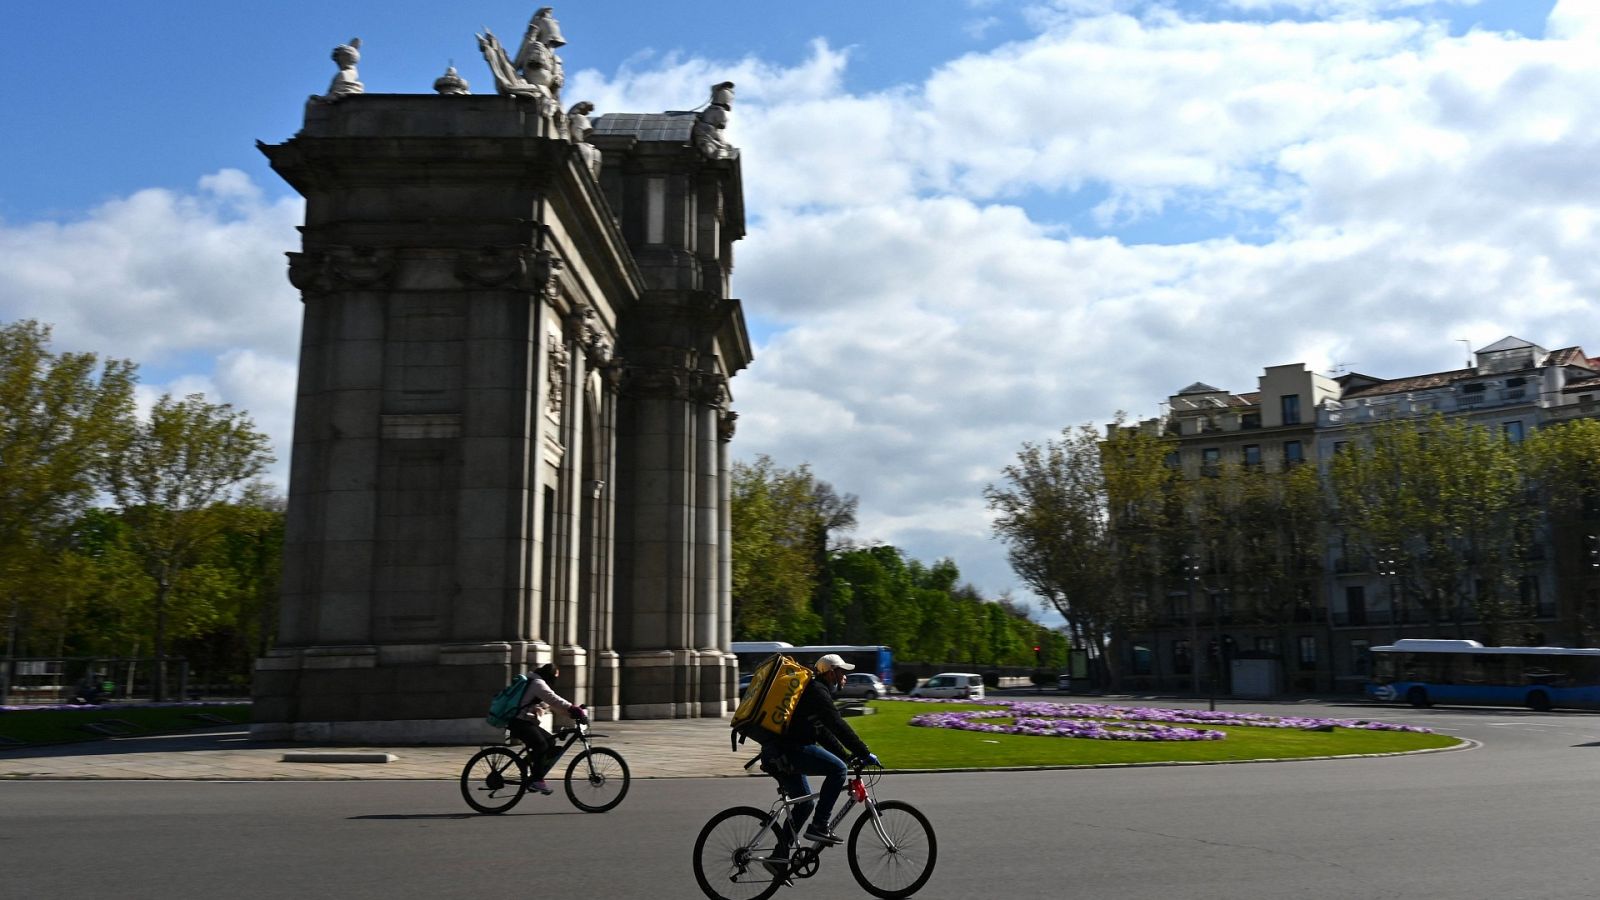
509, 662, 586, 795
761, 653, 881, 868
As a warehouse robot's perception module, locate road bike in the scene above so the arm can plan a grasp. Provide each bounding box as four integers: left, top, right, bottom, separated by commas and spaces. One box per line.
692, 758, 937, 900
459, 719, 630, 814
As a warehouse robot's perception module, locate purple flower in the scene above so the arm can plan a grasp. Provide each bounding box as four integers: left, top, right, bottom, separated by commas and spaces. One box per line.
901, 698, 1430, 740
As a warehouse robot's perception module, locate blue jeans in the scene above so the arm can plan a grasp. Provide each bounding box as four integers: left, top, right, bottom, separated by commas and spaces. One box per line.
769, 743, 848, 844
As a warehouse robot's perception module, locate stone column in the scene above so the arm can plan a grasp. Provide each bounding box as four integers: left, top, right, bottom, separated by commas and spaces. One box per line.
719, 410, 738, 710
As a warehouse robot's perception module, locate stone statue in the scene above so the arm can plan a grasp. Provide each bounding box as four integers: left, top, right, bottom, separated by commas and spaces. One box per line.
477, 8, 568, 121
433, 65, 470, 95
520, 7, 567, 102
317, 38, 364, 102
567, 101, 602, 177
693, 81, 738, 159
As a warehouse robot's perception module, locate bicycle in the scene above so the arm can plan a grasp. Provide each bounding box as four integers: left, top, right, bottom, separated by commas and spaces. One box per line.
692, 757, 937, 900
459, 719, 630, 814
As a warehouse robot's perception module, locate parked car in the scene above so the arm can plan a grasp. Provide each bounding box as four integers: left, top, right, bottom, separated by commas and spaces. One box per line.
1057, 674, 1072, 691
738, 672, 754, 694
907, 672, 985, 700
837, 672, 885, 699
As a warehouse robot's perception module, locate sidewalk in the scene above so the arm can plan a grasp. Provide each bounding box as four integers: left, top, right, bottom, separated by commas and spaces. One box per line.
0, 718, 754, 781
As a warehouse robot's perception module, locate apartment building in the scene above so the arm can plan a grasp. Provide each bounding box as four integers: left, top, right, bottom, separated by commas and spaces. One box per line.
1116, 338, 1599, 696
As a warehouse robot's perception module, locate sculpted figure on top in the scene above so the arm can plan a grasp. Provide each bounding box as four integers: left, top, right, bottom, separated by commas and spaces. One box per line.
567, 101, 603, 177
477, 7, 568, 121
693, 81, 738, 160
315, 38, 364, 102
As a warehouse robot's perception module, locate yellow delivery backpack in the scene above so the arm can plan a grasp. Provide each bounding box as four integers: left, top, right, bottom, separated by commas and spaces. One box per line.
730, 653, 811, 751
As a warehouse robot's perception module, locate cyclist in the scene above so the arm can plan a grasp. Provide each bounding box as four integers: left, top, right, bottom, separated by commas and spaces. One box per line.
508, 662, 586, 795
763, 653, 881, 874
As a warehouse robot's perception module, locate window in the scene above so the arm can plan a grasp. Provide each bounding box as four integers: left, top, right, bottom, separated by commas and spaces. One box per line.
1164, 451, 1180, 469
1283, 440, 1304, 466
1522, 575, 1551, 616
1243, 444, 1261, 468
1345, 586, 1366, 626
1281, 394, 1301, 425
1241, 412, 1261, 430
1297, 636, 1318, 671
1506, 376, 1527, 400
1333, 441, 1348, 455
1201, 447, 1221, 477
1503, 420, 1524, 442
1255, 636, 1277, 654
1173, 640, 1192, 675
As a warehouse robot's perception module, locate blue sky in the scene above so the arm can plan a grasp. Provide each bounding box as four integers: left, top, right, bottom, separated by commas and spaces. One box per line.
2, 1, 1596, 623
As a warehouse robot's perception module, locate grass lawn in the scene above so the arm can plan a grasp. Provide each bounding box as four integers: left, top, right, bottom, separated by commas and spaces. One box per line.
848, 700, 1462, 769
0, 704, 251, 747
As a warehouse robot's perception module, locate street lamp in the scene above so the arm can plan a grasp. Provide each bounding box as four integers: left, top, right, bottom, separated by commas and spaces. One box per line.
1184, 555, 1202, 698
1377, 550, 1400, 643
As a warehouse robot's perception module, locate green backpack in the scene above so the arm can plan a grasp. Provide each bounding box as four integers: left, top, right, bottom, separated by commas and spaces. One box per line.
486, 674, 531, 728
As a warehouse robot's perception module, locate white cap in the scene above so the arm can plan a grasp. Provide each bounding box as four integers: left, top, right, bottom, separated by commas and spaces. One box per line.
815, 653, 856, 672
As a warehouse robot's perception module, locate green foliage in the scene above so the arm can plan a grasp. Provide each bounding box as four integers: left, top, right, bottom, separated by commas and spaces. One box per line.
0, 320, 137, 660
1329, 414, 1532, 640
730, 455, 850, 642
729, 452, 1058, 668
984, 419, 1176, 683
104, 394, 275, 699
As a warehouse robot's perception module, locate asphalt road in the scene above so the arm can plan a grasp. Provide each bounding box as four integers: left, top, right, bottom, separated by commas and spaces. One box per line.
6, 700, 1600, 900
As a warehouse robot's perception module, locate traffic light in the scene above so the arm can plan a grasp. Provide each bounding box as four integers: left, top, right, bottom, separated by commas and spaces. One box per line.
1033, 645, 1042, 664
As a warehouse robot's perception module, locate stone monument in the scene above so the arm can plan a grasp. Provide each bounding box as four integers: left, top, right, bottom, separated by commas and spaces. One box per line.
252, 10, 751, 742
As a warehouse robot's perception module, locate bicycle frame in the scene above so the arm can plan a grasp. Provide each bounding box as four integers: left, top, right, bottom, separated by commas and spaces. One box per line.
510, 719, 598, 774
750, 763, 896, 859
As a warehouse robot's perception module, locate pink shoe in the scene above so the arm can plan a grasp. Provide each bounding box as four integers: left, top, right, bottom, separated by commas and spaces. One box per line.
531, 780, 554, 795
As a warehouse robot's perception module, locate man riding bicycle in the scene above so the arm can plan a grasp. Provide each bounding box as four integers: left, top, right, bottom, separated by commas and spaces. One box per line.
508, 662, 587, 795
761, 653, 882, 874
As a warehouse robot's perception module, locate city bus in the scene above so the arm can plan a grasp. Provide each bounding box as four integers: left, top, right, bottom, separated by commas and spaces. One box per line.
1367, 639, 1600, 711
730, 642, 895, 684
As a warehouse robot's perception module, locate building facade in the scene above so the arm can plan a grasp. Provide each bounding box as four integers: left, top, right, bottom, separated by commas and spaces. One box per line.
1119, 338, 1600, 696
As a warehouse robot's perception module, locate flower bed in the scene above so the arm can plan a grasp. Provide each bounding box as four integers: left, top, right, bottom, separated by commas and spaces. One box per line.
905, 699, 1431, 741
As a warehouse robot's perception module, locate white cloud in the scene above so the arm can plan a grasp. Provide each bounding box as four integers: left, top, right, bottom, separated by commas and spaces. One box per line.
6, 1, 1598, 610
0, 170, 303, 488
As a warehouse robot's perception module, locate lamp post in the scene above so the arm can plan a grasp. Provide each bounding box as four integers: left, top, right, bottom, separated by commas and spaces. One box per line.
1208, 589, 1222, 713
1185, 555, 1201, 697
1377, 550, 1400, 644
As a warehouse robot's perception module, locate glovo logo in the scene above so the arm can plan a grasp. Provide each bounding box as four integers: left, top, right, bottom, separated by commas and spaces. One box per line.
770, 672, 804, 727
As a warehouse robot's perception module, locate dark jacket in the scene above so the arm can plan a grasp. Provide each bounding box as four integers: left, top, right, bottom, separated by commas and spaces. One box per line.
779, 676, 870, 761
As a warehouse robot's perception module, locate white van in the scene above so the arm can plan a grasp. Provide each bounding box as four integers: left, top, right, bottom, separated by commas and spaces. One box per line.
907, 672, 985, 700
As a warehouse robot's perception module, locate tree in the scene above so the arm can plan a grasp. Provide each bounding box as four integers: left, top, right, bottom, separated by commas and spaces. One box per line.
1525, 418, 1600, 643
729, 456, 855, 642
106, 394, 274, 700
1329, 414, 1532, 642
0, 320, 136, 663
986, 422, 1172, 687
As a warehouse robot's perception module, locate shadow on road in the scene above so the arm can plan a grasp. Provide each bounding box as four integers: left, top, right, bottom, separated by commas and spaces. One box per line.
349, 811, 587, 820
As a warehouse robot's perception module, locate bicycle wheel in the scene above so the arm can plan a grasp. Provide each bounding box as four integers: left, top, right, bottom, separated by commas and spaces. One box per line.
564, 746, 631, 813
692, 806, 786, 900
459, 746, 529, 814
847, 799, 937, 899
